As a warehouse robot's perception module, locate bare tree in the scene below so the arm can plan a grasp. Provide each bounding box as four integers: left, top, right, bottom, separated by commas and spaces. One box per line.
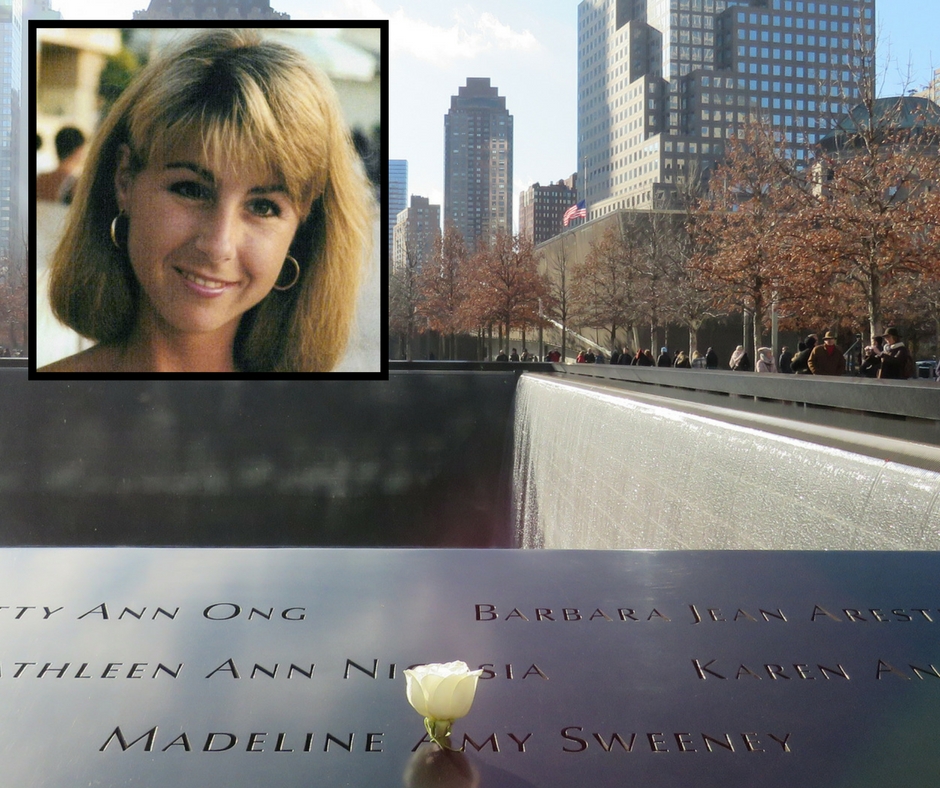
798, 96, 940, 340
623, 209, 685, 354
388, 246, 424, 361
542, 233, 576, 360
417, 225, 470, 360
466, 232, 546, 351
570, 224, 641, 352
690, 122, 801, 359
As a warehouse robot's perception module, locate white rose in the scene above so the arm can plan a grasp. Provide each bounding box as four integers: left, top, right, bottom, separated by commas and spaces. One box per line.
404, 661, 483, 723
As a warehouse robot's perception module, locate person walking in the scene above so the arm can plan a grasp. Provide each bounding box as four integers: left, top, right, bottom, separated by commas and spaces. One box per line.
756, 347, 777, 373
878, 327, 915, 379
729, 345, 752, 372
807, 331, 845, 376
705, 347, 718, 369
790, 335, 817, 374
859, 345, 880, 377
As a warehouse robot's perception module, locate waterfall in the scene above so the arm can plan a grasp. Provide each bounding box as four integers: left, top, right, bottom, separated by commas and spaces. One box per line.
512, 374, 940, 550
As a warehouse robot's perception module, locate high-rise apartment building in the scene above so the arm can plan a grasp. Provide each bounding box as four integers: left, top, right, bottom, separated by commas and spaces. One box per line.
444, 77, 513, 250
519, 175, 578, 246
577, 0, 875, 217
392, 195, 441, 273
388, 159, 407, 262
0, 0, 22, 261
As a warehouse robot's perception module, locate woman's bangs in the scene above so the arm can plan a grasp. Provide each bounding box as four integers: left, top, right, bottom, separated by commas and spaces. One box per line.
129, 37, 331, 211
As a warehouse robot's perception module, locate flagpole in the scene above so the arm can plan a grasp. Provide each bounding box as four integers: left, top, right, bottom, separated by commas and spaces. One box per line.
582, 154, 588, 223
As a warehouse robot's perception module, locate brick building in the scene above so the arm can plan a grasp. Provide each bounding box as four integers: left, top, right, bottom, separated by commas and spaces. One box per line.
519, 175, 579, 246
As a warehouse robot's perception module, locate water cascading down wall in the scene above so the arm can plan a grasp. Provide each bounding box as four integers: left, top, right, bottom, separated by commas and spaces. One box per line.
512, 373, 940, 550
3, 364, 938, 549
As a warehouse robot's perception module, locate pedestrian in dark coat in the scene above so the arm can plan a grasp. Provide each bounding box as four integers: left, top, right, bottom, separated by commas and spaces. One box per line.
790, 335, 817, 374
705, 347, 718, 369
878, 327, 915, 379
808, 331, 846, 376
859, 346, 880, 377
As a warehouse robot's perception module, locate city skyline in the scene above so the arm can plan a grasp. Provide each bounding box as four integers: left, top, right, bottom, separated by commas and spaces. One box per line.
42, 0, 940, 230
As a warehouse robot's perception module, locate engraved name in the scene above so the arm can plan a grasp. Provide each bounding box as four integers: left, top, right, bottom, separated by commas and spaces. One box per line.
560, 727, 791, 754
100, 726, 385, 754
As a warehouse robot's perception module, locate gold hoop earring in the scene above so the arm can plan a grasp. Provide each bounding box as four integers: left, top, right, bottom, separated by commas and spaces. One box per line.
273, 255, 300, 291
110, 211, 126, 250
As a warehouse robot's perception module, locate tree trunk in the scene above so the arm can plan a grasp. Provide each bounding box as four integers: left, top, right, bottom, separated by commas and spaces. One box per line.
752, 297, 765, 368
869, 267, 882, 342
742, 309, 749, 357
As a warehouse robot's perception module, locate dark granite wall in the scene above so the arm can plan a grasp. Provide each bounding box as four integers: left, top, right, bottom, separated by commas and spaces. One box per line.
0, 370, 522, 547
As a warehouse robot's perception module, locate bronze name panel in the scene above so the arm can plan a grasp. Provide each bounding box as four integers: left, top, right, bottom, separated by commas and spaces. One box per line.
0, 548, 938, 786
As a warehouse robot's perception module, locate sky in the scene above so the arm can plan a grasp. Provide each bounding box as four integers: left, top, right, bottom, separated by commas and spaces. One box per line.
48, 0, 940, 228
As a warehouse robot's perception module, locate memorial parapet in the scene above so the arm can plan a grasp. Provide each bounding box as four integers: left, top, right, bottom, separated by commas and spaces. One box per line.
1, 548, 938, 786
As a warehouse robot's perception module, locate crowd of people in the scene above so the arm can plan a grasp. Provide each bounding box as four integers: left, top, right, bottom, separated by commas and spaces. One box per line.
491, 326, 933, 381
780, 327, 920, 379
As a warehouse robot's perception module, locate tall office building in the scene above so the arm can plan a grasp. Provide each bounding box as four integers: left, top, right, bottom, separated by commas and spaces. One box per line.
388, 159, 407, 262
444, 77, 513, 250
392, 195, 441, 273
0, 0, 22, 262
577, 0, 875, 217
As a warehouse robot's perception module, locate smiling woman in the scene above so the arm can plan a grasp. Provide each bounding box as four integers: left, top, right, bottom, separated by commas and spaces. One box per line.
39, 29, 373, 374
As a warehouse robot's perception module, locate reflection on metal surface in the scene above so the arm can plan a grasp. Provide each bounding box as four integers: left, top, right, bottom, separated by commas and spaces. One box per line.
1, 548, 940, 786
404, 749, 480, 788
513, 375, 940, 549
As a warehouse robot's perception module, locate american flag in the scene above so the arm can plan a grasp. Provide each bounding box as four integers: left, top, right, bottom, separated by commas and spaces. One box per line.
563, 200, 587, 227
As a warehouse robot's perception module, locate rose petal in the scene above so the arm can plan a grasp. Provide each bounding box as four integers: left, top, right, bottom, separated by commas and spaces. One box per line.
404, 669, 431, 717
425, 672, 466, 720
448, 673, 482, 719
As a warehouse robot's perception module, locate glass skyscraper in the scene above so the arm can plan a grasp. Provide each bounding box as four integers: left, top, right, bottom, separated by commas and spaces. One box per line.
577, 0, 875, 217
388, 159, 407, 263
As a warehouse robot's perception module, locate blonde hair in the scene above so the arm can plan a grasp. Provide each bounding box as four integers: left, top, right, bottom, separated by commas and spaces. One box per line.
49, 28, 373, 372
